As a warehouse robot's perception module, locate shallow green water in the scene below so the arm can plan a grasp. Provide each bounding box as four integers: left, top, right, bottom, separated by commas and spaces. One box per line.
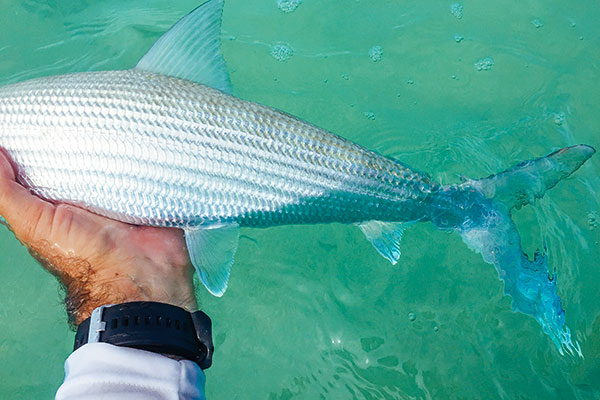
0, 0, 599, 398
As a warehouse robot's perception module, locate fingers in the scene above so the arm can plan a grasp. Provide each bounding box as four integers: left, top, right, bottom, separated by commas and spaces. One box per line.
0, 148, 16, 180
0, 149, 57, 244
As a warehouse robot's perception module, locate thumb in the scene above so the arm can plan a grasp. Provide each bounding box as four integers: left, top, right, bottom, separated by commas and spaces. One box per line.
0, 149, 57, 243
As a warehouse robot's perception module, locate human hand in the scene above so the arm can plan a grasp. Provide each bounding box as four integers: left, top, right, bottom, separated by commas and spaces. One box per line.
0, 150, 197, 326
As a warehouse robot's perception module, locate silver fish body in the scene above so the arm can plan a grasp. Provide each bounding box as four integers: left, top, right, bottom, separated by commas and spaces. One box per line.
0, 69, 437, 229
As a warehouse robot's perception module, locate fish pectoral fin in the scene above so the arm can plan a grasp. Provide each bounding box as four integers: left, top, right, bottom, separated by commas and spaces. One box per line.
185, 222, 240, 297
357, 221, 408, 265
136, 0, 232, 94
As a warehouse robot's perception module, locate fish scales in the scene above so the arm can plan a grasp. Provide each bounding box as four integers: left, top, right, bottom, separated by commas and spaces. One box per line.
0, 69, 435, 228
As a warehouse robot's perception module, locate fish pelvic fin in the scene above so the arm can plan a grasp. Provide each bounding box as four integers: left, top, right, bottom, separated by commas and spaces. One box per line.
136, 0, 232, 94
185, 222, 240, 297
441, 145, 594, 357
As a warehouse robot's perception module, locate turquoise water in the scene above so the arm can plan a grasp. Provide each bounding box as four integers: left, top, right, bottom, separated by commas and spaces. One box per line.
0, 0, 599, 398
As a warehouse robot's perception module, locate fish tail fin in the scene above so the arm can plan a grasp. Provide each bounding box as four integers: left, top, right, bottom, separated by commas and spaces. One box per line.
466, 144, 596, 211
440, 145, 594, 356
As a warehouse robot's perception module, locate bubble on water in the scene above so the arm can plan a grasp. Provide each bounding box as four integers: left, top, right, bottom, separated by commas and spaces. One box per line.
450, 3, 463, 19
454, 34, 464, 43
588, 211, 598, 230
277, 0, 302, 13
553, 112, 565, 125
474, 57, 494, 71
531, 19, 544, 28
369, 45, 383, 62
434, 325, 439, 332
451, 74, 457, 79
270, 44, 293, 61
408, 313, 416, 321
407, 79, 414, 84
341, 73, 349, 80
364, 111, 376, 120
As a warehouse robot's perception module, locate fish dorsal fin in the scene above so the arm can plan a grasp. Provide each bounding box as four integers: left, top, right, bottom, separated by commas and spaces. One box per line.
136, 0, 232, 94
357, 221, 407, 265
184, 222, 240, 297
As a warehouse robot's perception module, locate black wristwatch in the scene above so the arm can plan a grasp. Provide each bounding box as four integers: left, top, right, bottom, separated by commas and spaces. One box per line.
74, 301, 214, 369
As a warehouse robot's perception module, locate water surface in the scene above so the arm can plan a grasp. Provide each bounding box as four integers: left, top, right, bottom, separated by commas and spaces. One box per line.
0, 0, 598, 398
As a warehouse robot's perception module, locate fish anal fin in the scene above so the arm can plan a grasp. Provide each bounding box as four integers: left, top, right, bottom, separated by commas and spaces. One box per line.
136, 0, 232, 94
357, 221, 407, 265
185, 222, 239, 297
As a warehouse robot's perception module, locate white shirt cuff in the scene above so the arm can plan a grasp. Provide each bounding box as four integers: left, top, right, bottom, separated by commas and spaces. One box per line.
55, 342, 206, 400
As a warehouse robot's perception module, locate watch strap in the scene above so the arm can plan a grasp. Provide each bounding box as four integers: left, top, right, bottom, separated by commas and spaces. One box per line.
74, 302, 213, 369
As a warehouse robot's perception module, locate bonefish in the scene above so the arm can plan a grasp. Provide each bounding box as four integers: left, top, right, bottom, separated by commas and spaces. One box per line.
0, 0, 594, 356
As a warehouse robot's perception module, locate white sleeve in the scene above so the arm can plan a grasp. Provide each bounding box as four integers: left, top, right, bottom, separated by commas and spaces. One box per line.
55, 342, 206, 400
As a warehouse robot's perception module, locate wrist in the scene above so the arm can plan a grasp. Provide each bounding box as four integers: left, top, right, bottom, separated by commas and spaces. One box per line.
22, 232, 197, 326
63, 262, 197, 326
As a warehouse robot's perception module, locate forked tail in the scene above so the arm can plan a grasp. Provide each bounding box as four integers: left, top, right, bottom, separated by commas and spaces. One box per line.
435, 145, 595, 356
